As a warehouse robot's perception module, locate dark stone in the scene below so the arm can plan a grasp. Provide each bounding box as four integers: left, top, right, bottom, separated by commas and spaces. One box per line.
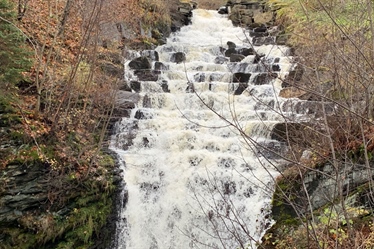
170, 1, 194, 32
254, 26, 268, 33
160, 80, 170, 93
141, 50, 159, 61
130, 81, 141, 92
224, 48, 237, 57
270, 122, 305, 142
253, 53, 264, 64
256, 140, 285, 159
143, 94, 151, 108
249, 31, 269, 37
288, 64, 304, 81
134, 70, 161, 81
272, 64, 281, 71
233, 73, 251, 83
171, 25, 181, 32
214, 56, 229, 64
142, 137, 150, 147
218, 6, 228, 14
0, 162, 50, 224
129, 56, 152, 70
253, 36, 276, 46
134, 110, 152, 120
237, 47, 254, 56
114, 91, 139, 117
186, 83, 195, 93
155, 61, 168, 71
227, 41, 236, 49
252, 73, 278, 85
234, 82, 248, 95
118, 81, 131, 91
230, 53, 245, 62
194, 73, 205, 82
282, 64, 304, 87
170, 52, 186, 64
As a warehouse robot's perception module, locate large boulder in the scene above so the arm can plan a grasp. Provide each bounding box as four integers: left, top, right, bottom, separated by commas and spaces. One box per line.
227, 0, 276, 28
170, 1, 196, 32
114, 90, 140, 117
128, 56, 152, 70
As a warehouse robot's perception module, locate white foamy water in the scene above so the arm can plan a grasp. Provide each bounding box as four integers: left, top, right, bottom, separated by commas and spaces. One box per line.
111, 9, 295, 249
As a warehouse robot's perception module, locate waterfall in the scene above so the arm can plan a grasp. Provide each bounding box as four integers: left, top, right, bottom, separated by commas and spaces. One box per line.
110, 9, 294, 249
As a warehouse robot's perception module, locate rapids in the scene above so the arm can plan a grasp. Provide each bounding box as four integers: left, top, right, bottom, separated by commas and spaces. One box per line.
110, 9, 294, 249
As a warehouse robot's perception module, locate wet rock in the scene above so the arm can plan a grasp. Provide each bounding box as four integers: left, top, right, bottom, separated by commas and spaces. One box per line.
130, 81, 141, 92
272, 64, 281, 71
0, 162, 50, 224
230, 53, 245, 62
160, 80, 170, 93
114, 91, 140, 117
252, 73, 278, 85
218, 6, 228, 14
118, 80, 131, 91
141, 50, 159, 61
129, 56, 152, 70
227, 41, 236, 49
270, 122, 306, 143
253, 53, 264, 63
170, 52, 186, 64
233, 72, 251, 83
281, 99, 336, 117
224, 48, 237, 57
234, 82, 248, 95
134, 109, 153, 120
155, 61, 168, 71
282, 64, 304, 87
143, 94, 152, 108
214, 56, 229, 64
193, 72, 205, 82
256, 140, 286, 159
134, 70, 161, 81
237, 47, 254, 56
253, 36, 276, 46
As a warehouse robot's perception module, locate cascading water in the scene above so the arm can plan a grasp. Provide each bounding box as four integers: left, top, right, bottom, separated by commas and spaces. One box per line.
110, 9, 295, 249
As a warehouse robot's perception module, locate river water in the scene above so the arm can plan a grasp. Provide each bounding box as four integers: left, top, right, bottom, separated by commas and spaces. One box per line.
110, 9, 294, 249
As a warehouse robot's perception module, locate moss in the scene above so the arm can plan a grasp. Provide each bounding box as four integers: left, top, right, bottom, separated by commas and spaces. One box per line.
1, 156, 116, 249
99, 154, 115, 168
